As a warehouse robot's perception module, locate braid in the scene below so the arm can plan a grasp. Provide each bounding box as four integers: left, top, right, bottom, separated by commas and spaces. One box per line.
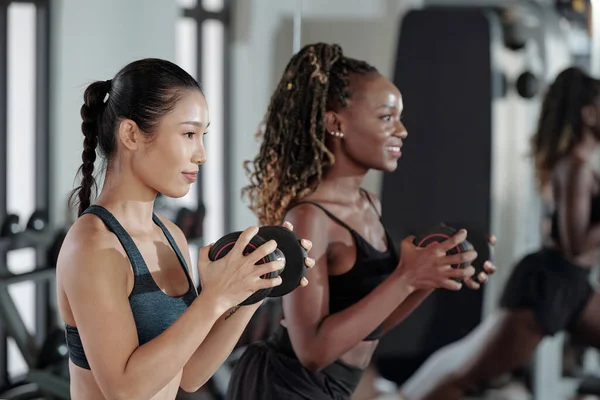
531, 67, 600, 188
69, 80, 111, 216
243, 43, 378, 226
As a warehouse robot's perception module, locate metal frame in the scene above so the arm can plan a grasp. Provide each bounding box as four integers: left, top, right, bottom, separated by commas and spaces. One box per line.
0, 2, 9, 387
182, 0, 233, 233
0, 0, 51, 388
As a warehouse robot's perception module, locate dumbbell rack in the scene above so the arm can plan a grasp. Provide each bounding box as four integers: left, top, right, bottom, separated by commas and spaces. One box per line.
0, 231, 70, 398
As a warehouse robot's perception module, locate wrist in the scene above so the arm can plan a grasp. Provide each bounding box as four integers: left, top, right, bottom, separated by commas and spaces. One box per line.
194, 290, 230, 319
392, 263, 417, 295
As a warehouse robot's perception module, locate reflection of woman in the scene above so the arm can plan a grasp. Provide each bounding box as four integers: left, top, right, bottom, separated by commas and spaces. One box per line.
226, 42, 494, 400
400, 66, 600, 400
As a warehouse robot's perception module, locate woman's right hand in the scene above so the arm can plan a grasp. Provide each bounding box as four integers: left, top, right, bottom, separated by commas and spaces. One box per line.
395, 229, 477, 291
196, 226, 284, 312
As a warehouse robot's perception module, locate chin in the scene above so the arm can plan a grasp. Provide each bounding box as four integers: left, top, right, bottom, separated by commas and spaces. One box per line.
159, 185, 192, 199
378, 160, 400, 172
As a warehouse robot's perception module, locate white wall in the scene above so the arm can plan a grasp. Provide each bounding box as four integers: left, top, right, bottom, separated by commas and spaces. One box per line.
50, 0, 179, 226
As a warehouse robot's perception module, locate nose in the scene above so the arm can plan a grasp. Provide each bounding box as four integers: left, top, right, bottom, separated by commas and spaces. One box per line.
193, 140, 207, 165
394, 119, 408, 139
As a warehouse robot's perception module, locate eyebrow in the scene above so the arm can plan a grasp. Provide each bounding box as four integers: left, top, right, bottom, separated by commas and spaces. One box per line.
180, 121, 211, 128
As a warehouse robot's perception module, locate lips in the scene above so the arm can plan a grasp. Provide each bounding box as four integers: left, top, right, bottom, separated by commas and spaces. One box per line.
182, 171, 198, 182
386, 145, 402, 158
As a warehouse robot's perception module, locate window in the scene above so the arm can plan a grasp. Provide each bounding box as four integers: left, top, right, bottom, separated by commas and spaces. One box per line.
0, 0, 51, 385
175, 0, 231, 284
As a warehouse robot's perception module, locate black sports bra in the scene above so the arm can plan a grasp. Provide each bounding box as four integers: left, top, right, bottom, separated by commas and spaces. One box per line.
286, 190, 399, 341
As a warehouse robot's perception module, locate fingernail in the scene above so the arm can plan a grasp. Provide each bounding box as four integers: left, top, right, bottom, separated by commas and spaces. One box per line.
301, 239, 311, 247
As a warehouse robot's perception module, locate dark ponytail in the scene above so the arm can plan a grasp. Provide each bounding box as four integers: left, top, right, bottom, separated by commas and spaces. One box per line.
69, 58, 202, 217
70, 80, 111, 216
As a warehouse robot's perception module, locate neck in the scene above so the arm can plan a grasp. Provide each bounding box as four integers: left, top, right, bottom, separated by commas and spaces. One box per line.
94, 163, 158, 233
320, 156, 368, 201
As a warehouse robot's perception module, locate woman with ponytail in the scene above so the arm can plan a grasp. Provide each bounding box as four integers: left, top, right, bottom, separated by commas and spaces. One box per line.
399, 67, 600, 399
55, 58, 314, 400
225, 43, 496, 400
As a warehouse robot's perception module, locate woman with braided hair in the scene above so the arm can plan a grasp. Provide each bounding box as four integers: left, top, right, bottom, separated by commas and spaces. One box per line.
399, 66, 600, 400
54, 58, 317, 399
225, 43, 496, 400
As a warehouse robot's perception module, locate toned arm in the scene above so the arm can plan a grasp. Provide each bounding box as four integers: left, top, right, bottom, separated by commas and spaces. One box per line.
282, 204, 415, 371
58, 227, 224, 400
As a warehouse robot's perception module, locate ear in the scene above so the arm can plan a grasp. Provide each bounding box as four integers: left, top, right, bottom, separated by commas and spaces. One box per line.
581, 104, 597, 127
324, 111, 342, 134
118, 119, 142, 151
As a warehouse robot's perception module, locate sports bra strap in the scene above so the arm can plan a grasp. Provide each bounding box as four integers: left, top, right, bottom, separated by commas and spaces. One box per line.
359, 188, 382, 219
286, 201, 355, 233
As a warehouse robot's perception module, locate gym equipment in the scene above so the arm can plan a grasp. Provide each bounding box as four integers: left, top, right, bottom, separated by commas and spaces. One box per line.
26, 211, 48, 233
0, 260, 70, 399
454, 223, 494, 284
256, 226, 307, 298
516, 71, 540, 99
175, 207, 196, 237
209, 231, 280, 306
208, 226, 307, 306
413, 223, 493, 284
1, 214, 20, 237
378, 6, 502, 382
0, 225, 70, 399
0, 211, 54, 253
0, 211, 49, 238
174, 206, 205, 242
413, 224, 474, 270
577, 374, 600, 396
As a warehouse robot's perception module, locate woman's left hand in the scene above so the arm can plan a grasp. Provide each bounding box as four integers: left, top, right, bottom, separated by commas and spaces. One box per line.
282, 221, 315, 287
464, 234, 497, 290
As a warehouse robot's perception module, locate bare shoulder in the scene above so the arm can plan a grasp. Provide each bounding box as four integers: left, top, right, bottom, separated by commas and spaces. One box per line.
284, 202, 332, 252
558, 157, 596, 193
56, 214, 129, 286
285, 202, 331, 228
